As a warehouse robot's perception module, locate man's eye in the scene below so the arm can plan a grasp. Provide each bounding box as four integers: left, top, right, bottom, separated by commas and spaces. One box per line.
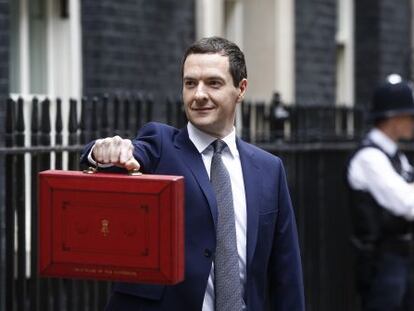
185, 81, 196, 88
209, 80, 222, 87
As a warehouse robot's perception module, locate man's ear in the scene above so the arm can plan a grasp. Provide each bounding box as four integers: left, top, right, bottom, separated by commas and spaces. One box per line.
237, 79, 248, 103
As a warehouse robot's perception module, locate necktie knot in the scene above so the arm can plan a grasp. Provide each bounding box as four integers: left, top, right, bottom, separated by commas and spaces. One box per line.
212, 139, 227, 154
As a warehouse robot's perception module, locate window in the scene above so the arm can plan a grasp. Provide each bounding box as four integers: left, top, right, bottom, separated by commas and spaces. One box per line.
336, 0, 354, 106
9, 0, 82, 99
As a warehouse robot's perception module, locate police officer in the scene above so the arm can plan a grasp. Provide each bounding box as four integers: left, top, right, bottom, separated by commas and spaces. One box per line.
347, 74, 414, 310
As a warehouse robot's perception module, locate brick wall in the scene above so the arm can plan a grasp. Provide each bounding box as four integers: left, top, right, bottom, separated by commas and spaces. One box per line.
81, 0, 195, 100
295, 0, 337, 105
0, 0, 8, 136
0, 0, 8, 309
378, 0, 411, 79
355, 0, 411, 107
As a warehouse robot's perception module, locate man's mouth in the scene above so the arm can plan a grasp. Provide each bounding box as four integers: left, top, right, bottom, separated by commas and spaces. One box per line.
191, 107, 214, 111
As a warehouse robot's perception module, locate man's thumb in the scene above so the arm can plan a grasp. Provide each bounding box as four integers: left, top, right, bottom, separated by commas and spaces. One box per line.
125, 158, 140, 171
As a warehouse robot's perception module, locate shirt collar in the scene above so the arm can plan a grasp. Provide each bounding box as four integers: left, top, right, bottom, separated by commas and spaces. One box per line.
187, 122, 239, 157
368, 128, 398, 156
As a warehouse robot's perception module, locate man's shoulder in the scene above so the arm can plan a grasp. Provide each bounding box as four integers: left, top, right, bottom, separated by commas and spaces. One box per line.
350, 139, 388, 162
138, 122, 182, 137
238, 139, 282, 165
347, 144, 390, 182
142, 121, 179, 132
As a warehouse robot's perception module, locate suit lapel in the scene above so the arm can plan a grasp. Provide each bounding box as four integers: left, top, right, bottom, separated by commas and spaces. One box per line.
174, 128, 218, 226
237, 139, 261, 267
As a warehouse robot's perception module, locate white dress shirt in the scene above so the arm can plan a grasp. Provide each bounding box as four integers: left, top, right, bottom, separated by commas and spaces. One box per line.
186, 122, 247, 311
347, 128, 414, 220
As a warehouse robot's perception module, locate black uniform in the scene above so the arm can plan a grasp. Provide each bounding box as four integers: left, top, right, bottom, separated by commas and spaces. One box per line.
347, 137, 414, 310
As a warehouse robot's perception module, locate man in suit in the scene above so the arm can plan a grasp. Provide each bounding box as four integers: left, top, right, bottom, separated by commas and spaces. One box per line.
82, 36, 304, 311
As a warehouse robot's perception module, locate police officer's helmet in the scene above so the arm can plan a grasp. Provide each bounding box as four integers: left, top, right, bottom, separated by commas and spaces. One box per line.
370, 74, 414, 120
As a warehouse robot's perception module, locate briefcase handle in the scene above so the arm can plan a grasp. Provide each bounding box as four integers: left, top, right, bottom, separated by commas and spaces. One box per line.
83, 166, 142, 176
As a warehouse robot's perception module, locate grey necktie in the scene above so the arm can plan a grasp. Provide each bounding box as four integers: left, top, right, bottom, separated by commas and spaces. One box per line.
210, 140, 243, 311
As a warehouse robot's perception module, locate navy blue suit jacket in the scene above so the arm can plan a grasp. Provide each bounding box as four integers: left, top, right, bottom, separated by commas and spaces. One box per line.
81, 122, 304, 311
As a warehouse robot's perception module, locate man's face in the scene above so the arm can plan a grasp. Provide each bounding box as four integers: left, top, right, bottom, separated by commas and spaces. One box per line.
394, 115, 414, 140
182, 53, 247, 138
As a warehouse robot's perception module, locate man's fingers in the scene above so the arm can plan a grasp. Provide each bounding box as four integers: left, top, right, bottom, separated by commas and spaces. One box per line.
92, 138, 104, 163
110, 136, 122, 163
101, 137, 113, 163
119, 139, 134, 164
92, 136, 139, 171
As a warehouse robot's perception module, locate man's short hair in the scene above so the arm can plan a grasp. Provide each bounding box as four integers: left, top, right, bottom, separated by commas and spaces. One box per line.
181, 36, 247, 87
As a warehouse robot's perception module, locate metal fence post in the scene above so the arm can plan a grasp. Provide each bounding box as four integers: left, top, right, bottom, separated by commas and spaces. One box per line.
5, 97, 15, 311
55, 98, 63, 169
100, 95, 110, 138
69, 98, 79, 170
16, 97, 27, 311
30, 97, 40, 311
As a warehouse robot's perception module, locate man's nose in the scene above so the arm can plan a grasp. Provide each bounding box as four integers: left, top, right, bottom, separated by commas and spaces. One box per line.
195, 83, 208, 101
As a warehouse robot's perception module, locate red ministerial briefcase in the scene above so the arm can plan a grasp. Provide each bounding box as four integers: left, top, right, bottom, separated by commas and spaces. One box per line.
38, 169, 184, 285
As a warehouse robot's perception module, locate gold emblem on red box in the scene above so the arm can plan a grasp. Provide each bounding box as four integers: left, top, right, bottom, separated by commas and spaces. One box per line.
101, 219, 109, 237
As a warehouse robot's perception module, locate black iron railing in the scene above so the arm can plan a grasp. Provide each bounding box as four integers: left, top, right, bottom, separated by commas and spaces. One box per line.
1, 92, 369, 311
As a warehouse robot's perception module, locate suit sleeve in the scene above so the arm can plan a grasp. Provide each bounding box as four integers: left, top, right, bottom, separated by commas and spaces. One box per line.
79, 140, 96, 167
270, 160, 305, 311
131, 122, 165, 173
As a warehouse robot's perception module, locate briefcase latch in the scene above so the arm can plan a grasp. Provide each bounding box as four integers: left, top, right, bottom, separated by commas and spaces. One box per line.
83, 167, 98, 174
128, 169, 142, 176
82, 166, 142, 176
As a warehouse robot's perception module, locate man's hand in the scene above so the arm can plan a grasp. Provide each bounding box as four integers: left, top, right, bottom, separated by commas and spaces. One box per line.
92, 136, 140, 171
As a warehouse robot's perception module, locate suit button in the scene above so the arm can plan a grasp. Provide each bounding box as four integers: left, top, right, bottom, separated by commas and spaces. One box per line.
204, 249, 212, 258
